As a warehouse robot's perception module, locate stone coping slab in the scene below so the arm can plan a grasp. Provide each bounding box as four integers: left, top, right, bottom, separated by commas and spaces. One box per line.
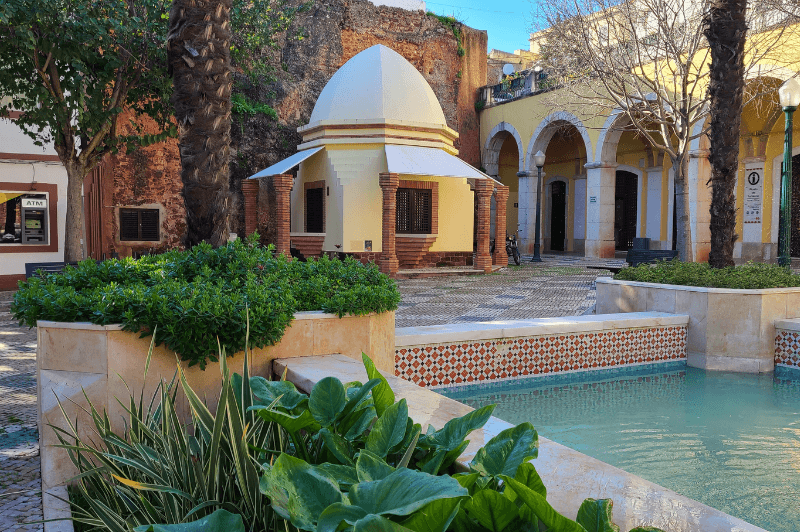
272, 354, 764, 532
395, 312, 688, 347
596, 277, 800, 294
775, 318, 800, 332
42, 485, 74, 532
36, 311, 352, 332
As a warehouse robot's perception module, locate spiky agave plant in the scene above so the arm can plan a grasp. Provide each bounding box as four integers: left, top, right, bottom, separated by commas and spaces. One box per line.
52, 325, 290, 532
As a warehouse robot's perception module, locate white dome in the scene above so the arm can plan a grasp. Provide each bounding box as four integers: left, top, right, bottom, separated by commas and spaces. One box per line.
309, 44, 447, 127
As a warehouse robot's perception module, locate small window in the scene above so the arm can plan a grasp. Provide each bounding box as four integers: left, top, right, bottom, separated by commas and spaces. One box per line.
396, 188, 432, 234
120, 208, 160, 241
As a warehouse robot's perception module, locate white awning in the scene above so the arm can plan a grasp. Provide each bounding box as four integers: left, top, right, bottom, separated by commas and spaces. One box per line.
248, 146, 324, 179
384, 145, 493, 181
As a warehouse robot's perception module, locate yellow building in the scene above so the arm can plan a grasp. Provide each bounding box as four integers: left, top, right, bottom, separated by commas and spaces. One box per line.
251, 45, 505, 274
480, 54, 800, 263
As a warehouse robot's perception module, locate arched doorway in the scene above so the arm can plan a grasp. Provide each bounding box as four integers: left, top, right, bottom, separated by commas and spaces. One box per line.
615, 171, 638, 251
550, 181, 567, 251
792, 153, 800, 258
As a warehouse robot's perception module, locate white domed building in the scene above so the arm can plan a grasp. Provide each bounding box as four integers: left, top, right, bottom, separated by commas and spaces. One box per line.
250, 44, 505, 275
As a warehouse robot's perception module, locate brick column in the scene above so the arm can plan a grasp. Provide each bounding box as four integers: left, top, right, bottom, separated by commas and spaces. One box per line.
273, 174, 293, 257
493, 184, 509, 265
378, 172, 400, 277
474, 179, 493, 273
241, 180, 259, 237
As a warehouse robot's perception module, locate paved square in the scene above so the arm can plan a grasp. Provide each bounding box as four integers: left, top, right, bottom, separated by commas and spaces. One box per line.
396, 255, 620, 328
0, 255, 621, 529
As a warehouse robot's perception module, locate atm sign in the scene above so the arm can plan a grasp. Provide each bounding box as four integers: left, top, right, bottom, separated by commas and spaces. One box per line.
22, 198, 46, 208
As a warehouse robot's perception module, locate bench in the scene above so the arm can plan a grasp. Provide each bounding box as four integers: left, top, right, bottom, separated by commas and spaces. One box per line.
625, 249, 678, 267
24, 261, 80, 279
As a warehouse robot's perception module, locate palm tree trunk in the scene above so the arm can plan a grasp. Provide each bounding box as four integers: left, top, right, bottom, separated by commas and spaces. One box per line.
704, 0, 747, 268
167, 0, 232, 248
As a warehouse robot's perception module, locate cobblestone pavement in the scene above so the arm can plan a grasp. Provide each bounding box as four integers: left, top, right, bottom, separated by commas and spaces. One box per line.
395, 254, 623, 328
0, 291, 43, 532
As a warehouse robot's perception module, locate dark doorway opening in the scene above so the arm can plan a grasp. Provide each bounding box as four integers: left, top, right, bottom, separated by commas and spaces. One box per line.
615, 171, 638, 251
550, 181, 566, 251
306, 187, 324, 233
792, 154, 800, 257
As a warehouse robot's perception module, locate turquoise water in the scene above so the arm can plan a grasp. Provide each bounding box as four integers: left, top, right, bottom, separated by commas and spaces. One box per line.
440, 364, 800, 532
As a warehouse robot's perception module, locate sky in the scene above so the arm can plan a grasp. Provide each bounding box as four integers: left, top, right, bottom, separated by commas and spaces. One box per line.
424, 0, 537, 53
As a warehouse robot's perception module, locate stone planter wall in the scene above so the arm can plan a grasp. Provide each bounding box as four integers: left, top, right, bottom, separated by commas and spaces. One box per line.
596, 278, 800, 373
37, 311, 394, 491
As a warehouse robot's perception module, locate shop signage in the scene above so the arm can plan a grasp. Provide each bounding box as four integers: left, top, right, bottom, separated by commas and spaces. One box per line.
21, 197, 47, 209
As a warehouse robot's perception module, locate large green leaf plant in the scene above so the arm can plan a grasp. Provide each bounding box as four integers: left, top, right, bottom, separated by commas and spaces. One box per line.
250, 354, 666, 532
60, 330, 665, 532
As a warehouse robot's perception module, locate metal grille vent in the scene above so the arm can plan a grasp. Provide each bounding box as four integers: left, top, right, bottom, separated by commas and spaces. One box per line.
120, 208, 160, 241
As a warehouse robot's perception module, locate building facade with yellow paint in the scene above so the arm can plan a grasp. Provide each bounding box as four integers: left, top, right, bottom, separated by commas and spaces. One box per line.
480, 65, 800, 263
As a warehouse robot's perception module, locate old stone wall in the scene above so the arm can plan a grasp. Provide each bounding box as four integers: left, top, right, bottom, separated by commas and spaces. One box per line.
232, 0, 487, 244
107, 0, 487, 251
106, 112, 186, 256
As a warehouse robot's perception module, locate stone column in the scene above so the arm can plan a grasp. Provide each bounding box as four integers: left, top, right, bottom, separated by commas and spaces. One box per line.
273, 174, 293, 257
584, 162, 618, 258
241, 180, 259, 237
644, 167, 663, 248
493, 184, 509, 265
516, 171, 534, 255
378, 173, 399, 277
474, 179, 493, 272
689, 149, 712, 262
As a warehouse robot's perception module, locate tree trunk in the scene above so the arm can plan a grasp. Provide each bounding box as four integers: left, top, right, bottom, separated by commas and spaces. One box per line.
704, 0, 747, 268
672, 154, 694, 262
167, 0, 232, 248
63, 160, 87, 262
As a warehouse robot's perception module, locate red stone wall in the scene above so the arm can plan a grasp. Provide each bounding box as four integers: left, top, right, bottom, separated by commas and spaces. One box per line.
107, 112, 185, 256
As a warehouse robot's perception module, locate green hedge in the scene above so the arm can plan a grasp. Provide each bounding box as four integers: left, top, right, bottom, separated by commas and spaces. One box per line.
12, 236, 401, 368
614, 259, 800, 289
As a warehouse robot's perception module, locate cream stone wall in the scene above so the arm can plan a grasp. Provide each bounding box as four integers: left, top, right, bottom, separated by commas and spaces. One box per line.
597, 278, 800, 372
37, 311, 395, 490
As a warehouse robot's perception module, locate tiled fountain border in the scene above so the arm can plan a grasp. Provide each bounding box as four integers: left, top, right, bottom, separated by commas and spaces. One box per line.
274, 354, 765, 532
395, 312, 689, 388
775, 318, 800, 370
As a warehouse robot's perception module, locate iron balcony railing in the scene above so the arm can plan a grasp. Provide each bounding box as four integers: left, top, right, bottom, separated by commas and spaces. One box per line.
479, 70, 554, 108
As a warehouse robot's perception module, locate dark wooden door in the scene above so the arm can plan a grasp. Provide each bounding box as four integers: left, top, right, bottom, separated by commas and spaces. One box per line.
615, 171, 638, 251
550, 181, 566, 251
306, 187, 324, 233
792, 154, 800, 257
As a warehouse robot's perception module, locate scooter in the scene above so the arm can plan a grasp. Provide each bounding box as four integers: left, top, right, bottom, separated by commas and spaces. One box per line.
506, 233, 521, 265
490, 232, 521, 265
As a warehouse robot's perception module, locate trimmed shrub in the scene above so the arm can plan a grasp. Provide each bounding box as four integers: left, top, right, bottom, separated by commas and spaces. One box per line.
614, 259, 800, 289
11, 235, 400, 368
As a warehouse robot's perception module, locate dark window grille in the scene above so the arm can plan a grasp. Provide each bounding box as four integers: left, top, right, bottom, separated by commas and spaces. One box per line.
120, 208, 160, 241
396, 188, 432, 234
